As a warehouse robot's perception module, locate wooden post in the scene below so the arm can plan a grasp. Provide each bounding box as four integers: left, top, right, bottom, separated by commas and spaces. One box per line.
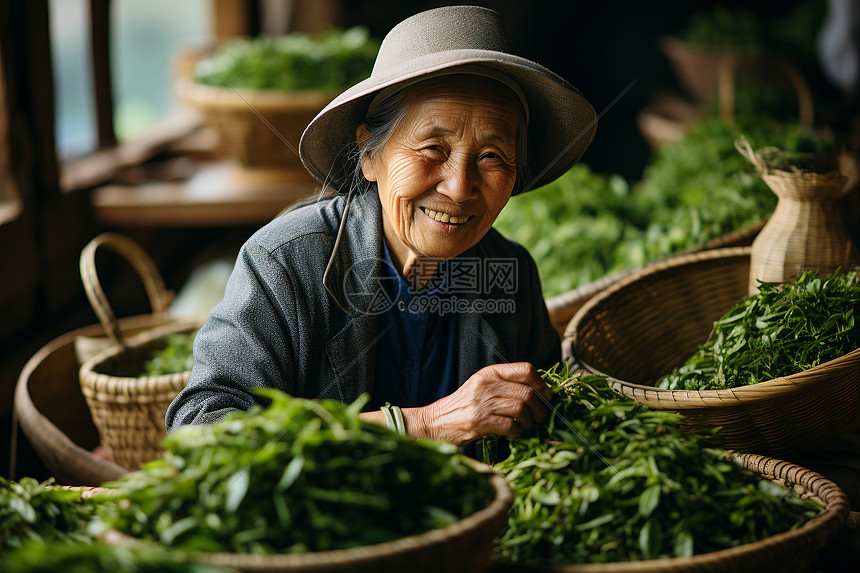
213, 0, 259, 38
90, 0, 116, 148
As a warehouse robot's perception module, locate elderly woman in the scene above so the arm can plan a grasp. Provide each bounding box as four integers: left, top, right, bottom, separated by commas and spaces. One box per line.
166, 6, 596, 451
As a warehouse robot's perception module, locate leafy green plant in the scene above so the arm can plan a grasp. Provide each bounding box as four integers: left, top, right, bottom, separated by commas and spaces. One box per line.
2, 542, 234, 573
141, 331, 197, 377
193, 27, 379, 92
675, 2, 825, 56
678, 5, 766, 53
658, 270, 860, 390
98, 390, 492, 554
494, 365, 823, 564
494, 115, 831, 298
0, 477, 97, 549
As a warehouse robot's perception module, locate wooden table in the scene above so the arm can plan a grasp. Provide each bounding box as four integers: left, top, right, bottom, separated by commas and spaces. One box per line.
91, 161, 321, 227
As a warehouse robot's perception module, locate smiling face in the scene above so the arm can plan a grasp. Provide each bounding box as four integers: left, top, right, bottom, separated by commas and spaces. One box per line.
358, 75, 524, 276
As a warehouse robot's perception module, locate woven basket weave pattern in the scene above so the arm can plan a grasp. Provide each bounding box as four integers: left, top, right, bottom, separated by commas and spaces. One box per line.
749, 169, 859, 293
177, 81, 334, 167
79, 324, 194, 471
565, 247, 860, 458
77, 233, 197, 471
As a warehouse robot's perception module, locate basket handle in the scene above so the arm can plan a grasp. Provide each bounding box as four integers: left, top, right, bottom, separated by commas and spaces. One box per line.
79, 232, 174, 348
717, 54, 814, 128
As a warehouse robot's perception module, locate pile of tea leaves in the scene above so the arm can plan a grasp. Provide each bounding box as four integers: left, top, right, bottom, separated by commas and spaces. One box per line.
0, 477, 97, 550
658, 270, 860, 390
97, 390, 493, 554
494, 365, 823, 564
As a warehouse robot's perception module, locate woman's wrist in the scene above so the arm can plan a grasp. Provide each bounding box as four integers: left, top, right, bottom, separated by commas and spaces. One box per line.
360, 406, 432, 439
402, 406, 433, 440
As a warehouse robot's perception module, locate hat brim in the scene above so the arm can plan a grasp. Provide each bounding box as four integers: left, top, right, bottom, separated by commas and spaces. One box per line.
299, 49, 597, 193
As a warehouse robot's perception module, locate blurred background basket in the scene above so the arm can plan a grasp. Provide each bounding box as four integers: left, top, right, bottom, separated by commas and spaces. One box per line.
491, 453, 849, 573
76, 233, 199, 471
104, 467, 512, 573
563, 247, 860, 459
14, 317, 160, 486
175, 79, 335, 168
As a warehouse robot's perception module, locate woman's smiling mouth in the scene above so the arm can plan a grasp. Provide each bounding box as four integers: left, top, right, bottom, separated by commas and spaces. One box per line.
420, 206, 474, 225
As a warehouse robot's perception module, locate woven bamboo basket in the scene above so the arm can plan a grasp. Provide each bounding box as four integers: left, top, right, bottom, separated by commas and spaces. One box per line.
641, 46, 814, 148
491, 453, 849, 573
77, 233, 199, 471
563, 247, 860, 458
14, 316, 166, 486
175, 78, 335, 167
78, 321, 198, 472
102, 465, 512, 573
545, 222, 764, 338
736, 140, 860, 294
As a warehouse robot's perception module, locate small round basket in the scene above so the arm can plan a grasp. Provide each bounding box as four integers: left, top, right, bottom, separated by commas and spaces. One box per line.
491, 453, 849, 573
78, 321, 198, 471
103, 466, 512, 573
77, 233, 200, 471
563, 246, 860, 459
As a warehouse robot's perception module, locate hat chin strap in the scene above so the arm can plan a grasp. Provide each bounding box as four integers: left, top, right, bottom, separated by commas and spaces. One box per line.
323, 183, 356, 314
366, 64, 530, 125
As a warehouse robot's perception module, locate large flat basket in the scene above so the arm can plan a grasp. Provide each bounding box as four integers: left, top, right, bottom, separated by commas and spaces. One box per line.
563, 247, 860, 458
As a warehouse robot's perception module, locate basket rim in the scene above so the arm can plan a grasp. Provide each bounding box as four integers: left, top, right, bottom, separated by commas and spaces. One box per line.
175, 78, 339, 111
565, 246, 860, 406
79, 319, 201, 392
565, 246, 751, 340
594, 347, 860, 407
494, 452, 849, 572
103, 463, 512, 569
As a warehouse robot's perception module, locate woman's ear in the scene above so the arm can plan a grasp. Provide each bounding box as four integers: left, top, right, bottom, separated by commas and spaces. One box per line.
355, 124, 377, 182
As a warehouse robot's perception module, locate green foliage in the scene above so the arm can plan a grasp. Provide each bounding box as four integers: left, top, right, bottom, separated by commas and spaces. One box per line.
494, 115, 832, 298
98, 390, 492, 554
0, 477, 97, 550
679, 5, 766, 53
659, 270, 860, 390
676, 2, 826, 55
141, 331, 197, 376
2, 542, 234, 573
494, 365, 823, 564
194, 27, 379, 91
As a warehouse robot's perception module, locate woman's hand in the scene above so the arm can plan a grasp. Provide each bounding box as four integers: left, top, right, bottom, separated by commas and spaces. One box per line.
409, 362, 552, 446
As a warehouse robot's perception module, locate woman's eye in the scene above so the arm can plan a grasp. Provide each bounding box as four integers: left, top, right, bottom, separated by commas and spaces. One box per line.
481, 151, 513, 165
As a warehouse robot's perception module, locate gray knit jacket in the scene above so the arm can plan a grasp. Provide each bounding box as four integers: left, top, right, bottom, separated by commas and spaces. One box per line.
165, 190, 560, 431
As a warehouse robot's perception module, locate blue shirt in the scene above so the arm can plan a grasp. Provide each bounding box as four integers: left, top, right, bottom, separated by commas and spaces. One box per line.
369, 242, 508, 462
369, 241, 460, 410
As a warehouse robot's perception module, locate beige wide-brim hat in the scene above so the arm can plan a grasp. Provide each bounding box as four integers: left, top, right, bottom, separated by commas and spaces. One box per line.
299, 5, 597, 194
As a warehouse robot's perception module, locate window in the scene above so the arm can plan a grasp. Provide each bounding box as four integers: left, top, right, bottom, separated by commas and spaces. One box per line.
50, 0, 213, 161
112, 0, 211, 142
50, 0, 97, 160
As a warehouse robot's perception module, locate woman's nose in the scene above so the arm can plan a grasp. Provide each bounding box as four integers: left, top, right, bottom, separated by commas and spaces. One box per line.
437, 156, 478, 201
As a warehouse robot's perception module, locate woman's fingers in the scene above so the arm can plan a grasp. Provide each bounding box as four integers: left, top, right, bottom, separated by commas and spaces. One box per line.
421, 361, 553, 445
466, 362, 551, 434
488, 362, 553, 402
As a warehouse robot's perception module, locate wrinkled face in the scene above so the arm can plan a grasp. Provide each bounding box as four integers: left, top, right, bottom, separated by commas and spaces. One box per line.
359, 75, 523, 268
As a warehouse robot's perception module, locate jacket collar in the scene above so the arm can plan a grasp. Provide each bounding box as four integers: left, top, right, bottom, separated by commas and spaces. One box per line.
323, 189, 384, 317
